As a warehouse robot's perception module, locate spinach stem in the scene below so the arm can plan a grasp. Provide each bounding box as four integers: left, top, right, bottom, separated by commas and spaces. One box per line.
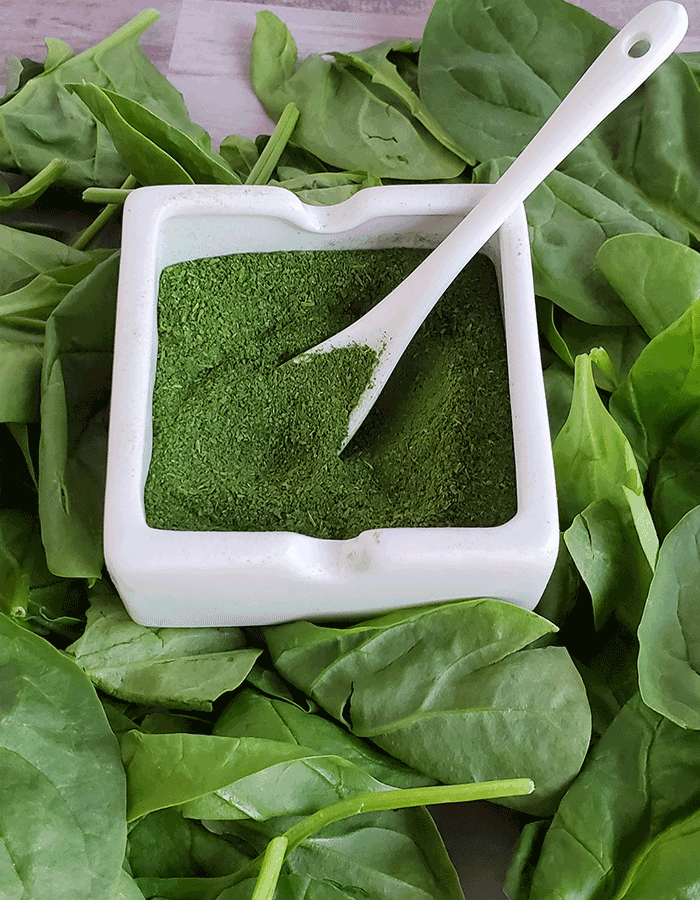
250, 837, 288, 900
240, 778, 534, 896
82, 187, 132, 205
70, 9, 161, 62
72, 175, 137, 250
0, 158, 67, 210
245, 102, 300, 185
280, 779, 535, 852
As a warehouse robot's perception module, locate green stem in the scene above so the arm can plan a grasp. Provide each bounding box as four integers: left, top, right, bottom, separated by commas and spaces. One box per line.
281, 779, 534, 853
238, 778, 534, 897
250, 837, 288, 900
0, 158, 68, 211
245, 102, 300, 185
72, 175, 137, 250
70, 9, 160, 63
82, 187, 132, 205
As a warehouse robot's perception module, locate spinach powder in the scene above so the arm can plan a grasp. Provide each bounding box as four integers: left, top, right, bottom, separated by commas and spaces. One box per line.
144, 248, 517, 538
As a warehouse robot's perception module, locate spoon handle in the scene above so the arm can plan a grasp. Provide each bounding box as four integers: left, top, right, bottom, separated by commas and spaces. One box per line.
414, 1, 688, 308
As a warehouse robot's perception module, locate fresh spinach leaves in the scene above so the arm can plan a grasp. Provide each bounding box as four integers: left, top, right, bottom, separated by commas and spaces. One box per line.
251, 11, 466, 181
638, 506, 700, 730
0, 612, 126, 900
264, 599, 590, 815
4, 2, 700, 898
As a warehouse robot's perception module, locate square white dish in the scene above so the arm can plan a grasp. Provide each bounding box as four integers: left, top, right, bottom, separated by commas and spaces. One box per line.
104, 183, 558, 626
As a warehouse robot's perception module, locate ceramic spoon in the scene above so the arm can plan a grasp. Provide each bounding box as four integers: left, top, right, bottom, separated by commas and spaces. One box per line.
293, 1, 688, 451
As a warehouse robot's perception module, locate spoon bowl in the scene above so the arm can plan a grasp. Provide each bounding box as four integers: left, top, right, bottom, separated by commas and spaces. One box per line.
294, 1, 688, 451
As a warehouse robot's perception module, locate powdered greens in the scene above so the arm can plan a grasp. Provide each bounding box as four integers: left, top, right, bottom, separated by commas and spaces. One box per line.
144, 248, 516, 538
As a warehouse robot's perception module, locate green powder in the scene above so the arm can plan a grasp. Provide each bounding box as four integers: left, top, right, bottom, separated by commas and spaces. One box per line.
144, 248, 517, 538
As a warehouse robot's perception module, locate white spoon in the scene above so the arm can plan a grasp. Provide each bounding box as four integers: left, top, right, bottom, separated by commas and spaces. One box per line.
293, 1, 688, 451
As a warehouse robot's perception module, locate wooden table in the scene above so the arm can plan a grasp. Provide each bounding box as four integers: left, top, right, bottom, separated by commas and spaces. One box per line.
1, 0, 698, 897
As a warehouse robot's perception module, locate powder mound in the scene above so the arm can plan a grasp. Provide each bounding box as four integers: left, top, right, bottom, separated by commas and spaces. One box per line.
144, 248, 516, 538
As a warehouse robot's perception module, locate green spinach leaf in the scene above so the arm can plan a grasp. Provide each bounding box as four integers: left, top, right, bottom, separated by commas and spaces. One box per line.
516, 693, 700, 900
0, 158, 67, 212
0, 612, 126, 900
251, 11, 466, 182
552, 354, 657, 627
127, 808, 251, 880
638, 505, 700, 730
215, 688, 433, 789
422, 0, 700, 323
0, 10, 216, 188
274, 171, 382, 205
121, 730, 396, 822
0, 222, 95, 294
38, 251, 119, 578
331, 40, 472, 163
609, 299, 700, 479
264, 599, 590, 814
651, 406, 700, 539
220, 808, 466, 900
597, 234, 700, 338
419, 0, 700, 240
473, 158, 657, 325
67, 84, 240, 186
67, 583, 260, 710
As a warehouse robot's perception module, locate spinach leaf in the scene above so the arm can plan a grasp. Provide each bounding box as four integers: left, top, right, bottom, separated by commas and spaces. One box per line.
516, 693, 700, 900
121, 730, 395, 822
215, 688, 433, 789
275, 171, 382, 205
609, 299, 700, 480
542, 359, 574, 441
597, 234, 700, 338
651, 407, 700, 539
638, 505, 700, 730
556, 320, 648, 393
0, 10, 215, 188
127, 808, 251, 880
564, 499, 651, 632
219, 134, 260, 180
331, 40, 472, 163
473, 158, 657, 325
0, 612, 126, 900
0, 158, 67, 212
251, 11, 466, 182
419, 0, 700, 241
0, 253, 112, 423
0, 222, 94, 294
67, 583, 260, 710
217, 807, 466, 900
424, 0, 700, 324
66, 84, 240, 186
552, 354, 657, 627
0, 508, 87, 638
38, 251, 118, 578
264, 599, 590, 814
0, 341, 43, 423
537, 297, 648, 393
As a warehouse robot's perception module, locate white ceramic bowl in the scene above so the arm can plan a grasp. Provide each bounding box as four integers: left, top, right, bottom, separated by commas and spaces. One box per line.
104, 184, 558, 626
